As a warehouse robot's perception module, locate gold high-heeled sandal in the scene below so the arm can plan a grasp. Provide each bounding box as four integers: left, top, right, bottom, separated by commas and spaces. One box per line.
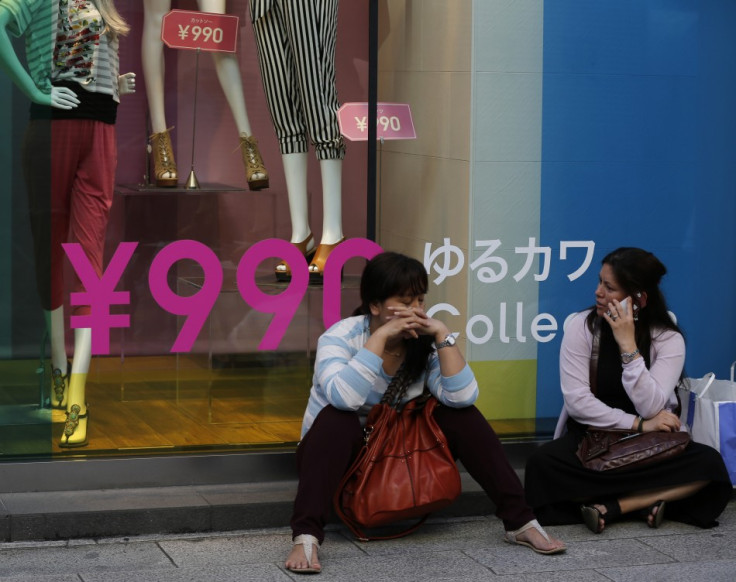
239, 134, 269, 191
59, 403, 89, 448
308, 238, 345, 283
150, 128, 178, 188
275, 234, 316, 282
50, 360, 71, 409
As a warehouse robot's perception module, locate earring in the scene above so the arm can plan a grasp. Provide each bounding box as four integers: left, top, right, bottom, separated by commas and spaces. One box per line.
633, 292, 642, 321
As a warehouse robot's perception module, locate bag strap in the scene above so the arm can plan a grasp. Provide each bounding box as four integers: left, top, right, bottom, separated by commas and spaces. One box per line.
589, 317, 601, 396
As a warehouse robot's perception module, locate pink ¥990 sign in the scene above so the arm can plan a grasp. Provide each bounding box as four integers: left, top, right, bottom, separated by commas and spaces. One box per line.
338, 102, 417, 141
64, 238, 383, 354
162, 10, 239, 53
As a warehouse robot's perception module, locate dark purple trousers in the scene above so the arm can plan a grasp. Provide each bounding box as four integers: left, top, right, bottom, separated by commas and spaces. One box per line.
290, 404, 535, 543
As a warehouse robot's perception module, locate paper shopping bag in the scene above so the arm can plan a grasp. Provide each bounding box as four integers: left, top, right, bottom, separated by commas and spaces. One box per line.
678, 366, 736, 485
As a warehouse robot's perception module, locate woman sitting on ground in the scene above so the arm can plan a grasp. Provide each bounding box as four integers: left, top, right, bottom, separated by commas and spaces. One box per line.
286, 251, 566, 574
525, 247, 731, 533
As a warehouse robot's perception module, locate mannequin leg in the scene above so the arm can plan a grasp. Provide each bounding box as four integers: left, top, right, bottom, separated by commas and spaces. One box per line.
45, 307, 69, 408
308, 159, 344, 279
283, 152, 311, 243
210, 52, 269, 190
274, 152, 315, 281
318, 159, 343, 245
56, 120, 116, 447
142, 0, 178, 186
60, 328, 91, 447
197, 0, 267, 189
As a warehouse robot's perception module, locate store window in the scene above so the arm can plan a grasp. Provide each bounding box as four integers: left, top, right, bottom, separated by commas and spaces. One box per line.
4, 0, 736, 463
0, 1, 370, 458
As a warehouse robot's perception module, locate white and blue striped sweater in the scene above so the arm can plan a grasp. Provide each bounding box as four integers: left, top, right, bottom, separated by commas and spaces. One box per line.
300, 315, 479, 437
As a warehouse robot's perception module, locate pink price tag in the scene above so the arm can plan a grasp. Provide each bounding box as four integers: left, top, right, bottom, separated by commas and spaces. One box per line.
162, 10, 239, 53
338, 102, 417, 141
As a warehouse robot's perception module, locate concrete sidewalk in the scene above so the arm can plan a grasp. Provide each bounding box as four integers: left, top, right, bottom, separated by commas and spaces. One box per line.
0, 499, 734, 581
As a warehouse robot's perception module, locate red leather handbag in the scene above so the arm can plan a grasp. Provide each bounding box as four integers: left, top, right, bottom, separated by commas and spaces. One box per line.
334, 389, 461, 541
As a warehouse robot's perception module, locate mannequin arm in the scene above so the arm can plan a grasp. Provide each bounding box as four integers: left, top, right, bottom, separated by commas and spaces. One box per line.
0, 8, 78, 109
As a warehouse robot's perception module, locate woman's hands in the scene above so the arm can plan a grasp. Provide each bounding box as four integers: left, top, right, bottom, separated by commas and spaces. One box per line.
636, 410, 682, 433
385, 305, 449, 343
602, 296, 638, 355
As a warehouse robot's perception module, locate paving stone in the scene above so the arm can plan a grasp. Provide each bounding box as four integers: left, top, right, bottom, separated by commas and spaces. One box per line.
597, 559, 736, 582
158, 530, 363, 568
77, 563, 293, 582
466, 538, 676, 576
638, 530, 736, 561
0, 541, 173, 577
303, 550, 495, 581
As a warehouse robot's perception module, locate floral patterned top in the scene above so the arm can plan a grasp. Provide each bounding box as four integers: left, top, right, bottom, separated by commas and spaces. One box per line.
53, 0, 119, 101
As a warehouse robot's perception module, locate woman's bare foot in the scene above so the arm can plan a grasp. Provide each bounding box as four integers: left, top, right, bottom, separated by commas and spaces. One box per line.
505, 519, 567, 554
515, 526, 567, 553
285, 534, 321, 574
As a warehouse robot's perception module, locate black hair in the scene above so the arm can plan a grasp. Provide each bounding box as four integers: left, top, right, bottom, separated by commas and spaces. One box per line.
353, 252, 434, 382
353, 252, 429, 315
586, 247, 684, 346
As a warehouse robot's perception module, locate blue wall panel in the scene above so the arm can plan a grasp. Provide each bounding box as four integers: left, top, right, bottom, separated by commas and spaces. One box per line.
536, 0, 736, 419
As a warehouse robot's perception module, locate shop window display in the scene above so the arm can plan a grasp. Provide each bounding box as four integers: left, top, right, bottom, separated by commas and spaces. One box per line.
0, 0, 370, 458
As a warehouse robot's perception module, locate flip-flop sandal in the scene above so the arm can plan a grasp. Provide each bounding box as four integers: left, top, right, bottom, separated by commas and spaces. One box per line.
581, 498, 621, 534
286, 534, 321, 574
641, 499, 666, 529
504, 519, 567, 555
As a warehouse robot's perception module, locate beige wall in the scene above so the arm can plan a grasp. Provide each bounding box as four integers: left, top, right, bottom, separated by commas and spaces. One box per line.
377, 0, 472, 322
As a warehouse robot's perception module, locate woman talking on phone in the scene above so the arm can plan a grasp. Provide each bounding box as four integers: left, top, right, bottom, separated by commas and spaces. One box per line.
524, 247, 731, 533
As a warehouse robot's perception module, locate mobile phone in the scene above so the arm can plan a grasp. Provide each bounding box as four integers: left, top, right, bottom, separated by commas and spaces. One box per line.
607, 297, 637, 317
619, 297, 639, 313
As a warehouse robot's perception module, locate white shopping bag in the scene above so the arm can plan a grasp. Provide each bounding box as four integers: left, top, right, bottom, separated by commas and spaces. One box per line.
677, 363, 736, 485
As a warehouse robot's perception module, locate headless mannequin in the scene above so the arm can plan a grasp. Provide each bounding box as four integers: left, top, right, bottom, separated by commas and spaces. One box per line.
142, 0, 267, 189
0, 2, 136, 447
250, 1, 345, 281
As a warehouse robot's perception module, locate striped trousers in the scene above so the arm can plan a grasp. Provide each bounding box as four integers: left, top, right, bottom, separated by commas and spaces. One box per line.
250, 0, 345, 160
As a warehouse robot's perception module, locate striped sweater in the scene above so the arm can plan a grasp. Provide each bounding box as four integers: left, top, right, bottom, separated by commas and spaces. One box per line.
301, 315, 479, 437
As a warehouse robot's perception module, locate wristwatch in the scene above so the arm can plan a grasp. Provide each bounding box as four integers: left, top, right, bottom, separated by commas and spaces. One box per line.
620, 349, 640, 364
436, 334, 456, 350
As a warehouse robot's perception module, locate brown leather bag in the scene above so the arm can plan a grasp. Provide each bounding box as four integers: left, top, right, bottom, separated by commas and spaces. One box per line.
334, 384, 461, 541
576, 428, 690, 471
576, 318, 690, 471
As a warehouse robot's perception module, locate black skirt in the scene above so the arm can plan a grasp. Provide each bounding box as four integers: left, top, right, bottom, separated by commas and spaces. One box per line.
524, 425, 733, 528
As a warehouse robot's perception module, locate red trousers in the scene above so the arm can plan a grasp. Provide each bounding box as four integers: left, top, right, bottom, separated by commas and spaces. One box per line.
290, 404, 536, 543
22, 119, 117, 316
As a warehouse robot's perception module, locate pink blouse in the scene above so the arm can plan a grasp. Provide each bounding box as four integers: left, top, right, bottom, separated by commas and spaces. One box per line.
553, 309, 685, 438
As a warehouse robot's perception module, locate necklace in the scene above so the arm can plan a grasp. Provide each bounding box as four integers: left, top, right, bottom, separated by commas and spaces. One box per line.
383, 346, 405, 357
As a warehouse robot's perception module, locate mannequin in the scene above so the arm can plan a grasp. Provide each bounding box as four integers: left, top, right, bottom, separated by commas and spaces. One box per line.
142, 0, 268, 190
250, 0, 345, 281
0, 0, 135, 447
